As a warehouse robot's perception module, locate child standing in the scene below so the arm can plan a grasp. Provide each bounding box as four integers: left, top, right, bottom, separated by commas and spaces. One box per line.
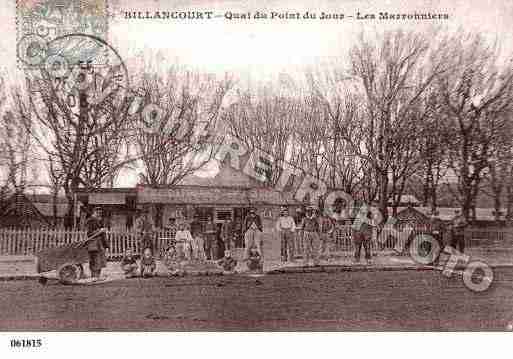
140, 247, 156, 278
120, 249, 138, 278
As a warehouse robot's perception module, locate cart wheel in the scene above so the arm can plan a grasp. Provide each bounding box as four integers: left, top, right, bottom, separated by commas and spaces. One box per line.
57, 263, 81, 284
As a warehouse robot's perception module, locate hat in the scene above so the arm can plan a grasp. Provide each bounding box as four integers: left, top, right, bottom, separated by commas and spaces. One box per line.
295, 208, 302, 212
93, 206, 102, 212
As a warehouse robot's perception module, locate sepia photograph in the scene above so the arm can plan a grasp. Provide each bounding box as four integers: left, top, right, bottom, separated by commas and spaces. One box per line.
1, 0, 513, 355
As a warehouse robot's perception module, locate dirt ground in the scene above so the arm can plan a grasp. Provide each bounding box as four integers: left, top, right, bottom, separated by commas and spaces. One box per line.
1, 268, 513, 331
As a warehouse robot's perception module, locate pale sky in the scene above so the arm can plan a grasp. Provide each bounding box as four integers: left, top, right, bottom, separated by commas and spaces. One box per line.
1, 0, 513, 191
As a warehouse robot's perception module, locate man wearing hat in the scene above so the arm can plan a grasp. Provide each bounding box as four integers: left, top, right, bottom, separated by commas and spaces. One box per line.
426, 212, 444, 263
203, 215, 218, 260
301, 205, 320, 266
275, 206, 296, 262
85, 207, 109, 280
190, 213, 205, 260
352, 208, 372, 264
135, 208, 155, 255
318, 208, 335, 261
293, 207, 305, 254
243, 207, 263, 259
450, 211, 467, 253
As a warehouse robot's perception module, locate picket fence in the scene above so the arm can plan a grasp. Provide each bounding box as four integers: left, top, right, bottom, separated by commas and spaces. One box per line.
0, 229, 176, 259
0, 226, 511, 259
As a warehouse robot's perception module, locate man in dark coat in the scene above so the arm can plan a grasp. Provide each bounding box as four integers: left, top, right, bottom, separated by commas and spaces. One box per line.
243, 208, 263, 259
293, 207, 305, 254
428, 213, 445, 265
450, 213, 467, 253
135, 210, 155, 255
352, 210, 372, 264
203, 216, 218, 260
85, 207, 109, 280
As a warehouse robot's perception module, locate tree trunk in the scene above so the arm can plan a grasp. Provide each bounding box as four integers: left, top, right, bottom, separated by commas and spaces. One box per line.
379, 171, 389, 221
52, 190, 58, 228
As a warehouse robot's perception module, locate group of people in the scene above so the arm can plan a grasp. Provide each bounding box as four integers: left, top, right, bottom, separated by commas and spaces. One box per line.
84, 204, 469, 280
276, 205, 374, 266
121, 208, 265, 276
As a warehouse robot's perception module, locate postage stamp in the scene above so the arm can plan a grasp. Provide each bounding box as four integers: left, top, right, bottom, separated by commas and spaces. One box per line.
16, 0, 109, 69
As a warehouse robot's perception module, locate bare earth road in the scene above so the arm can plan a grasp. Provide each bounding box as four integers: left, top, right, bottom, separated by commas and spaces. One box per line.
1, 268, 513, 331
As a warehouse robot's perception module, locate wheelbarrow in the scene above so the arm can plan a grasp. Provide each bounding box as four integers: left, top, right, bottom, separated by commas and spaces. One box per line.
35, 230, 105, 285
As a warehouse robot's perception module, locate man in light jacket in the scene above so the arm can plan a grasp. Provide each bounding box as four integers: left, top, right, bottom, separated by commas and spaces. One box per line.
275, 206, 296, 262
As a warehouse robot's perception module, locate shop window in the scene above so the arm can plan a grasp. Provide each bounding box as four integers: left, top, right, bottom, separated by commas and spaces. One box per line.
215, 209, 233, 222
195, 207, 214, 224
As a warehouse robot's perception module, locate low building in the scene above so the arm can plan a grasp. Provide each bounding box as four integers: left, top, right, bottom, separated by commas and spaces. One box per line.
75, 162, 303, 233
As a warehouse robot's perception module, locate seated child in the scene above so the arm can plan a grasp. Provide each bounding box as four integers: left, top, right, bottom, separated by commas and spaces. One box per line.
175, 223, 194, 261
246, 246, 263, 272
140, 247, 156, 278
121, 249, 138, 278
217, 250, 238, 273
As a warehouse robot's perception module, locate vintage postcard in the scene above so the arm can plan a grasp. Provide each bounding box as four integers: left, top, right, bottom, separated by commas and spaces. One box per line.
1, 0, 513, 354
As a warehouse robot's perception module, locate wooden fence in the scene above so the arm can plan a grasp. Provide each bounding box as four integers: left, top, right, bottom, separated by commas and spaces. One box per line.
0, 229, 176, 259
0, 226, 511, 259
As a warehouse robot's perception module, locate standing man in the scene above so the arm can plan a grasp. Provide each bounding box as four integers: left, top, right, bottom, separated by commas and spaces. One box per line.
221, 218, 234, 251
301, 206, 320, 266
332, 207, 350, 251
135, 209, 155, 255
318, 208, 335, 261
244, 208, 263, 259
429, 212, 444, 265
85, 207, 109, 281
204, 216, 218, 260
275, 206, 296, 262
293, 207, 304, 255
451, 212, 467, 253
190, 213, 205, 260
352, 210, 372, 264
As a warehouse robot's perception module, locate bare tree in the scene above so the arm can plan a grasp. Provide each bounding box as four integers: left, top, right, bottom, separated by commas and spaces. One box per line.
222, 83, 297, 186
301, 67, 375, 200
341, 29, 449, 218
482, 114, 513, 222
436, 33, 513, 221
14, 60, 134, 228
131, 67, 232, 227
133, 67, 232, 186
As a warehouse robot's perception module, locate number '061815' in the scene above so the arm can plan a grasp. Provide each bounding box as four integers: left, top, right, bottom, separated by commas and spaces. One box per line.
10, 339, 42, 348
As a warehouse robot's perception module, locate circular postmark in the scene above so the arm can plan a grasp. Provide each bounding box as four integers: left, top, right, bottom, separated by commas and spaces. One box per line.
20, 33, 130, 120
